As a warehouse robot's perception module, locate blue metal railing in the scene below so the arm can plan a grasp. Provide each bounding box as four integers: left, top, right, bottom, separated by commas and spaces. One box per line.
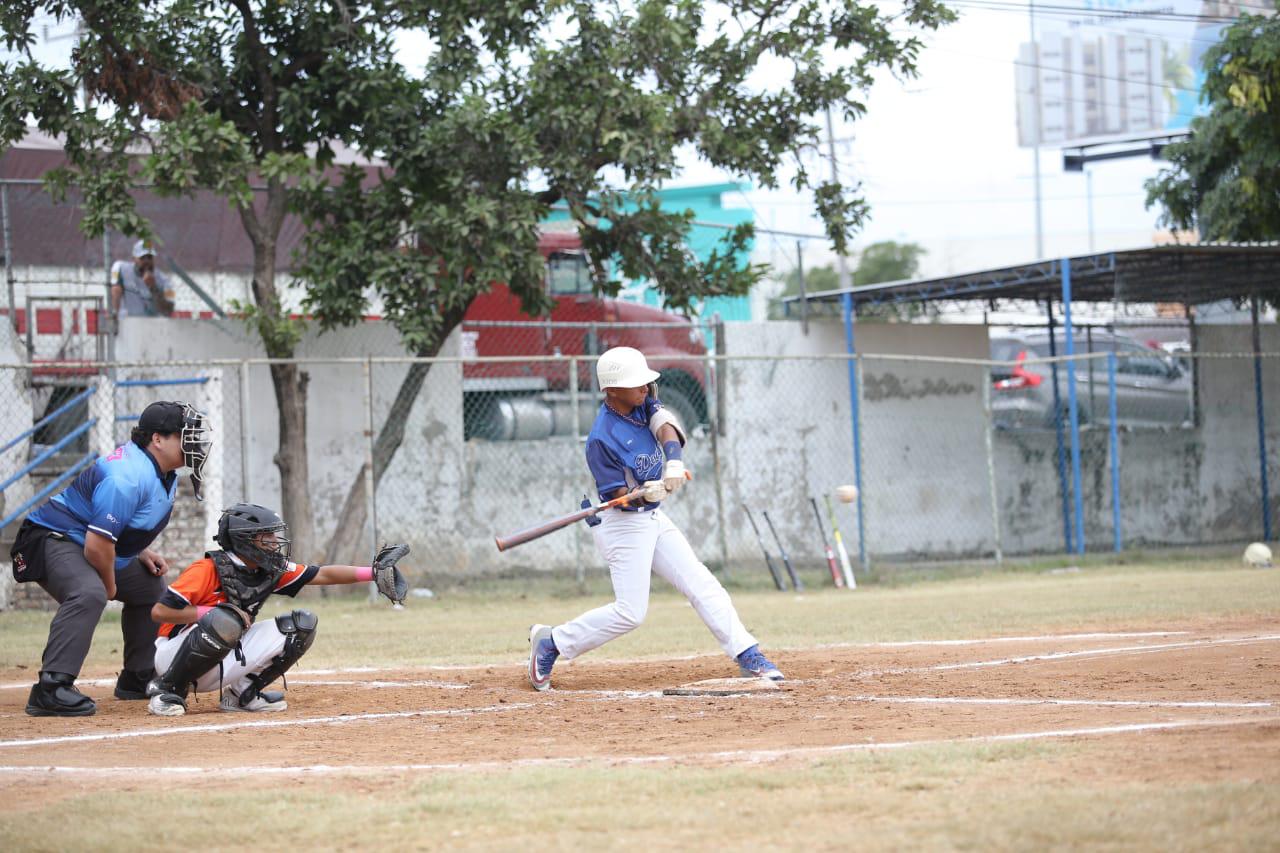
0, 418, 97, 494
0, 450, 97, 530
116, 377, 209, 388
0, 387, 94, 456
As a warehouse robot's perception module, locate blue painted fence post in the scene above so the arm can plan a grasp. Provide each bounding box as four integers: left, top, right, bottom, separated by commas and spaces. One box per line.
1108, 351, 1122, 552
842, 292, 868, 569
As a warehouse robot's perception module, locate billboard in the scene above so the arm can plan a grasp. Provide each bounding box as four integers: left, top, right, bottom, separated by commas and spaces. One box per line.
1016, 0, 1277, 148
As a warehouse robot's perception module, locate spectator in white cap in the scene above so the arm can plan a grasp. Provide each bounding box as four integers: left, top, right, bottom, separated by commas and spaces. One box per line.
110, 239, 176, 322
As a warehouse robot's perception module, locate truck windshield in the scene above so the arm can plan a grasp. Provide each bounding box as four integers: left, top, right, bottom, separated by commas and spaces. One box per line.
547, 252, 590, 295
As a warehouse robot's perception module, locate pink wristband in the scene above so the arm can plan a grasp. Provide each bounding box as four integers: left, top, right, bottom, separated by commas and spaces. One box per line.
354, 566, 373, 582
196, 605, 214, 618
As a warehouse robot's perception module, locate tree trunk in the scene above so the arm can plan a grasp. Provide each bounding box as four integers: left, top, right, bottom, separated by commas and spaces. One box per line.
270, 360, 314, 557
241, 188, 315, 558
322, 308, 464, 565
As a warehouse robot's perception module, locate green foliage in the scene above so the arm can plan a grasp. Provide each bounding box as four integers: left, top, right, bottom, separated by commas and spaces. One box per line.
766, 240, 925, 320
855, 240, 926, 285
1145, 15, 1280, 243
2, 2, 956, 353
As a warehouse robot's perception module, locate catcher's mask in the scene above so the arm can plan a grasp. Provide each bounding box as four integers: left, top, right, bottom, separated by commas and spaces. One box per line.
216, 503, 292, 574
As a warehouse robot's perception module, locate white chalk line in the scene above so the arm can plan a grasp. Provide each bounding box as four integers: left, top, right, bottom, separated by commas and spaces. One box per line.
0, 630, 1194, 690
288, 679, 468, 690
0, 703, 532, 749
1, 715, 1275, 777
872, 634, 1280, 676
845, 695, 1274, 709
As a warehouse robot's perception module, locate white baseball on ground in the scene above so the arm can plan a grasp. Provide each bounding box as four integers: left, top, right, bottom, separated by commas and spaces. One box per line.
835, 484, 859, 503
1243, 541, 1273, 568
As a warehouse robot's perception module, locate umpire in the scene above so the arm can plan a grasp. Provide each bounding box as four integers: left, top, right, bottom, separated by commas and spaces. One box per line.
12, 400, 211, 717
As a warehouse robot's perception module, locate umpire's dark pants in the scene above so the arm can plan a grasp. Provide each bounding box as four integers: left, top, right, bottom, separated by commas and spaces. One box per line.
37, 538, 166, 677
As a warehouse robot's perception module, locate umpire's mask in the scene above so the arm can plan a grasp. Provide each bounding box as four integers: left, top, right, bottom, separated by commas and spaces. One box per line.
177, 402, 212, 501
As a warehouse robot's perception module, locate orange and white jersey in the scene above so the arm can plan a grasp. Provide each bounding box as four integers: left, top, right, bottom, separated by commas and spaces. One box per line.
155, 556, 317, 638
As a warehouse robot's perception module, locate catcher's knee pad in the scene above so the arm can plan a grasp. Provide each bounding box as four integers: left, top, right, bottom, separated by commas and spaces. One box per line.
274, 609, 318, 660
201, 604, 248, 647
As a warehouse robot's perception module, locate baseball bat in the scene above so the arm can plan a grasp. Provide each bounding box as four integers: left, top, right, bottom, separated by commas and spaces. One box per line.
761, 509, 803, 591
743, 504, 786, 591
496, 487, 644, 551
810, 496, 846, 588
823, 494, 857, 590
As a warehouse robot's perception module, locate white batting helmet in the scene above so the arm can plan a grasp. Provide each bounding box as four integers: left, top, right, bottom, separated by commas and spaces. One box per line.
596, 346, 660, 390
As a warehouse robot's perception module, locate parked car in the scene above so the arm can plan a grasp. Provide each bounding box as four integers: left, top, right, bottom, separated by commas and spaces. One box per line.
990, 329, 1192, 430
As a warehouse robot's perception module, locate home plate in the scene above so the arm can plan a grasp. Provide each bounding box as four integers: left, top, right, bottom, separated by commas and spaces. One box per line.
662, 677, 784, 697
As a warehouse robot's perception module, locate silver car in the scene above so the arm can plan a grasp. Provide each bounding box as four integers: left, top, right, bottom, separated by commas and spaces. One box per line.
990, 330, 1193, 429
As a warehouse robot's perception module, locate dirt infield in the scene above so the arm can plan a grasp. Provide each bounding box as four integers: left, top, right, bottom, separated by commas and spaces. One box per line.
0, 617, 1277, 789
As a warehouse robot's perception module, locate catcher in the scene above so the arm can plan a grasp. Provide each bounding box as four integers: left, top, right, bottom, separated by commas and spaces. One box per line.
144, 502, 409, 716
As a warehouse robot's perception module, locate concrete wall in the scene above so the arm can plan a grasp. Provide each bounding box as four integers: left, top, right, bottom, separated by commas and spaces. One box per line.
8, 315, 1266, 583
991, 324, 1280, 554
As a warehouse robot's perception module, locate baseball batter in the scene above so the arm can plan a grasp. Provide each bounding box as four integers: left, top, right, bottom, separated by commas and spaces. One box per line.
145, 503, 409, 716
528, 347, 783, 689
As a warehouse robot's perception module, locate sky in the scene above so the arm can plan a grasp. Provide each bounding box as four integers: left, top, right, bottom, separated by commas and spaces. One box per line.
9, 2, 1259, 287
690, 0, 1228, 280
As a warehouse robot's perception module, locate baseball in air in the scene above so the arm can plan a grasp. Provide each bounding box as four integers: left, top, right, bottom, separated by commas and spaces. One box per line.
1243, 541, 1273, 568
835, 484, 859, 503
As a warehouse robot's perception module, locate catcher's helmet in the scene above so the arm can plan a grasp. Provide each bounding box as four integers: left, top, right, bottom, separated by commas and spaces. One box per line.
215, 503, 291, 573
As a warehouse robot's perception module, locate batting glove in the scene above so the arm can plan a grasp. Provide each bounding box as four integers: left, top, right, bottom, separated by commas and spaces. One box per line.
662, 459, 685, 493
641, 480, 668, 504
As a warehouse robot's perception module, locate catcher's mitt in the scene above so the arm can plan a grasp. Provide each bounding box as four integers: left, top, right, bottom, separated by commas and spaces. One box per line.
372, 543, 410, 605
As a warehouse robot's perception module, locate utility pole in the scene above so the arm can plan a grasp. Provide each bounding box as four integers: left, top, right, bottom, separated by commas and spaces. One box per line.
1030, 0, 1044, 258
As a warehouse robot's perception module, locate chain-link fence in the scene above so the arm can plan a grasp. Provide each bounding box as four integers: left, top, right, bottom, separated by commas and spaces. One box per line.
1, 341, 1277, 604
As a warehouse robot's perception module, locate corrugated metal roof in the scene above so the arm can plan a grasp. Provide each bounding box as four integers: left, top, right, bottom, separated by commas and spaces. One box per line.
784, 244, 1280, 310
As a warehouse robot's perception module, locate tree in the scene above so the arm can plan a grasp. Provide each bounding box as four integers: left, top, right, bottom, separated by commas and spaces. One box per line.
766, 239, 924, 320
855, 240, 925, 285
1146, 15, 1280, 244
1, 1, 955, 560
766, 263, 840, 320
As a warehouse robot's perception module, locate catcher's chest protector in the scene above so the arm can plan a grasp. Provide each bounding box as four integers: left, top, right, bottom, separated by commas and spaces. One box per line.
209, 550, 285, 618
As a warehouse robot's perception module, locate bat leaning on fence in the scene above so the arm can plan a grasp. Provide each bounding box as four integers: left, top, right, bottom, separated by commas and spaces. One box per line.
761, 509, 802, 591
823, 494, 857, 590
743, 505, 786, 591
810, 496, 846, 588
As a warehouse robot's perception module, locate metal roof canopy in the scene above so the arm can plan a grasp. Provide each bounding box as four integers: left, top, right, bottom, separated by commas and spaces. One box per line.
788, 242, 1279, 566
783, 244, 1280, 313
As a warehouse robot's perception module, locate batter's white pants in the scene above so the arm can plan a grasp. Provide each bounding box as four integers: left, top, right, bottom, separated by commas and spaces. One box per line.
153, 618, 287, 696
553, 507, 757, 661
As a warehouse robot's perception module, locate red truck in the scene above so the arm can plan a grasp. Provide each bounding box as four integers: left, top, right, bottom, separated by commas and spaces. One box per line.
460, 229, 710, 440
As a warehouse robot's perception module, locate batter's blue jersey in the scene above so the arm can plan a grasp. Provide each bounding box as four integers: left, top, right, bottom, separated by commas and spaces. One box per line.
585, 397, 667, 505
28, 442, 177, 569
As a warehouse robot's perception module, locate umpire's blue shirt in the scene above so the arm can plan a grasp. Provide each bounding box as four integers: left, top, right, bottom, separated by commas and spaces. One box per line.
28, 442, 177, 569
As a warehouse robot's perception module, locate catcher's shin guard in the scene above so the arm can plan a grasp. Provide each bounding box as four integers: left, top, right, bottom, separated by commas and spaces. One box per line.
147, 605, 246, 703
236, 609, 317, 708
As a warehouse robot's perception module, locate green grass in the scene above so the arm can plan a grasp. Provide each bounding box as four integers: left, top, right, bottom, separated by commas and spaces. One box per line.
2, 556, 1278, 850
2, 555, 1275, 671
2, 741, 1275, 851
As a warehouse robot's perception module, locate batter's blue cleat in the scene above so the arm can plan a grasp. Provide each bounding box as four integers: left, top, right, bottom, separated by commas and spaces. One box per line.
736, 645, 784, 681
528, 624, 559, 691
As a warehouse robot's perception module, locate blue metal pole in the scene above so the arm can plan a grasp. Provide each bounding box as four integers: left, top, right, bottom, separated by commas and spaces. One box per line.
1251, 294, 1272, 540
842, 292, 867, 568
1046, 300, 1072, 552
1062, 258, 1085, 554
1108, 351, 1122, 552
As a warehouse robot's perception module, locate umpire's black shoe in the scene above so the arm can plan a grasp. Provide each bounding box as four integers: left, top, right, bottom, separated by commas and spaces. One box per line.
25, 671, 97, 717
113, 668, 155, 700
